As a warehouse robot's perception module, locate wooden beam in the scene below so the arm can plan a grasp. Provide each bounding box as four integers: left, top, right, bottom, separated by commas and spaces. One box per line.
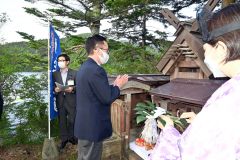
206, 0, 222, 11
178, 48, 192, 51
194, 57, 212, 77
162, 53, 182, 74
178, 59, 199, 68
160, 8, 180, 29
172, 67, 179, 79
182, 29, 204, 59
156, 32, 186, 72
121, 81, 150, 91
182, 51, 194, 55
162, 59, 176, 74
120, 89, 146, 95
176, 44, 189, 48
177, 71, 202, 79
124, 94, 132, 153
185, 55, 197, 58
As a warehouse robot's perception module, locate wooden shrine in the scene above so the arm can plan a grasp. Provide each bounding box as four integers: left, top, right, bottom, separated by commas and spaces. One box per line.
150, 0, 223, 113
149, 0, 223, 114
109, 74, 169, 133
157, 0, 221, 80
150, 78, 226, 116
107, 74, 169, 159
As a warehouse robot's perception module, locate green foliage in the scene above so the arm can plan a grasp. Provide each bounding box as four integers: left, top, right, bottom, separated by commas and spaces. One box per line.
17, 32, 45, 50
0, 51, 47, 73
105, 0, 167, 47
0, 33, 170, 75
134, 101, 157, 124
0, 73, 59, 145
23, 0, 105, 34
158, 115, 189, 133
104, 43, 164, 74
134, 101, 189, 132
61, 35, 87, 69
0, 46, 23, 92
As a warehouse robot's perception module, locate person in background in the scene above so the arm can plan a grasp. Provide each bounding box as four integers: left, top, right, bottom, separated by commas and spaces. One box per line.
53, 54, 77, 150
74, 34, 128, 160
149, 3, 240, 160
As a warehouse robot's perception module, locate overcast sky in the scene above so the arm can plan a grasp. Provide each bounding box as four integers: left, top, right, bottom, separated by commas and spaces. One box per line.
0, 0, 197, 44
0, 0, 49, 43
0, 0, 91, 43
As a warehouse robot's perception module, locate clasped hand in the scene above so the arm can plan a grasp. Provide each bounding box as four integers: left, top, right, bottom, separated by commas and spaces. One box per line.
113, 74, 129, 89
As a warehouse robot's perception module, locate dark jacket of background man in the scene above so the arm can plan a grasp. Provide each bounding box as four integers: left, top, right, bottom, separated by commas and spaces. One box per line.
53, 54, 77, 150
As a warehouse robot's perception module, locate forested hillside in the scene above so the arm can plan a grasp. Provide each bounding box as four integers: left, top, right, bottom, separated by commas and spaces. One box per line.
0, 35, 172, 73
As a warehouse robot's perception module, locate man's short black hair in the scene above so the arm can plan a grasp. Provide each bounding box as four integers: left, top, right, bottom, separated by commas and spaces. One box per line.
57, 54, 70, 61
85, 34, 107, 55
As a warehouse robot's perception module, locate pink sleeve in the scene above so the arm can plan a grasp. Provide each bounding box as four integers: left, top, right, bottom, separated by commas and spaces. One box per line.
148, 125, 181, 160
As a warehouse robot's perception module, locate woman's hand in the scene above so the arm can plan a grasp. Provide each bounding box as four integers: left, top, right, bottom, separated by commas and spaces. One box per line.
180, 112, 196, 123
157, 115, 174, 129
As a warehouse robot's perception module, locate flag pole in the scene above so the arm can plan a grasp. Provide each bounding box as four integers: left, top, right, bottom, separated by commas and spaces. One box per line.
47, 20, 51, 140
42, 20, 59, 160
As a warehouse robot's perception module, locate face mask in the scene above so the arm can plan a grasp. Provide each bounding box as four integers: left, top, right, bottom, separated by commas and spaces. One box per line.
98, 50, 109, 64
204, 57, 226, 77
58, 62, 66, 69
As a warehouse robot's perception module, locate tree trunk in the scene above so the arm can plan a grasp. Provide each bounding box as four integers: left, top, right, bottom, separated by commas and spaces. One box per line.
141, 15, 147, 47
90, 21, 100, 35
90, 1, 101, 35
222, 0, 236, 8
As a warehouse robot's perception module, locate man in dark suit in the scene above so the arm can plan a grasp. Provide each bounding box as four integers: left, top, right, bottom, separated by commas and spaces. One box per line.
53, 54, 77, 150
74, 34, 128, 160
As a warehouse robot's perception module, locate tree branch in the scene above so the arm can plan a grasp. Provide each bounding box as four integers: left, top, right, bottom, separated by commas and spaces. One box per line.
76, 0, 91, 11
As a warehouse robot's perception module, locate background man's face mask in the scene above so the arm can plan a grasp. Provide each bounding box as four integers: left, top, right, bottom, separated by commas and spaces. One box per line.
58, 62, 66, 69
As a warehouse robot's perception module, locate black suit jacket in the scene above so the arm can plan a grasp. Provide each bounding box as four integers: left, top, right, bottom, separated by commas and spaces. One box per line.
74, 58, 120, 142
52, 68, 77, 113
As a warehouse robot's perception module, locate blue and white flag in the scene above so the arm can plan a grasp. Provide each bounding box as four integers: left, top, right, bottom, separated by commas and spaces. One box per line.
49, 24, 61, 120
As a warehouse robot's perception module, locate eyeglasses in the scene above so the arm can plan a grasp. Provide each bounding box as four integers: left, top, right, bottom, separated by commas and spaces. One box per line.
58, 60, 66, 62
99, 48, 109, 54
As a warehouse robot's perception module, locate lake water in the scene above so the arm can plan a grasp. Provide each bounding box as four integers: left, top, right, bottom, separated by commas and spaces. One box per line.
5, 72, 48, 131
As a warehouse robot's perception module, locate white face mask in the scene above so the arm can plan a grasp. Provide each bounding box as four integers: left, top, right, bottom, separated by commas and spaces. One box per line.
58, 62, 66, 69
204, 57, 226, 77
98, 49, 109, 64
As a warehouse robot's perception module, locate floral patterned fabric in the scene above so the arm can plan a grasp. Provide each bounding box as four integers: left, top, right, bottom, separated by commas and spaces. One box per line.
148, 74, 240, 160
